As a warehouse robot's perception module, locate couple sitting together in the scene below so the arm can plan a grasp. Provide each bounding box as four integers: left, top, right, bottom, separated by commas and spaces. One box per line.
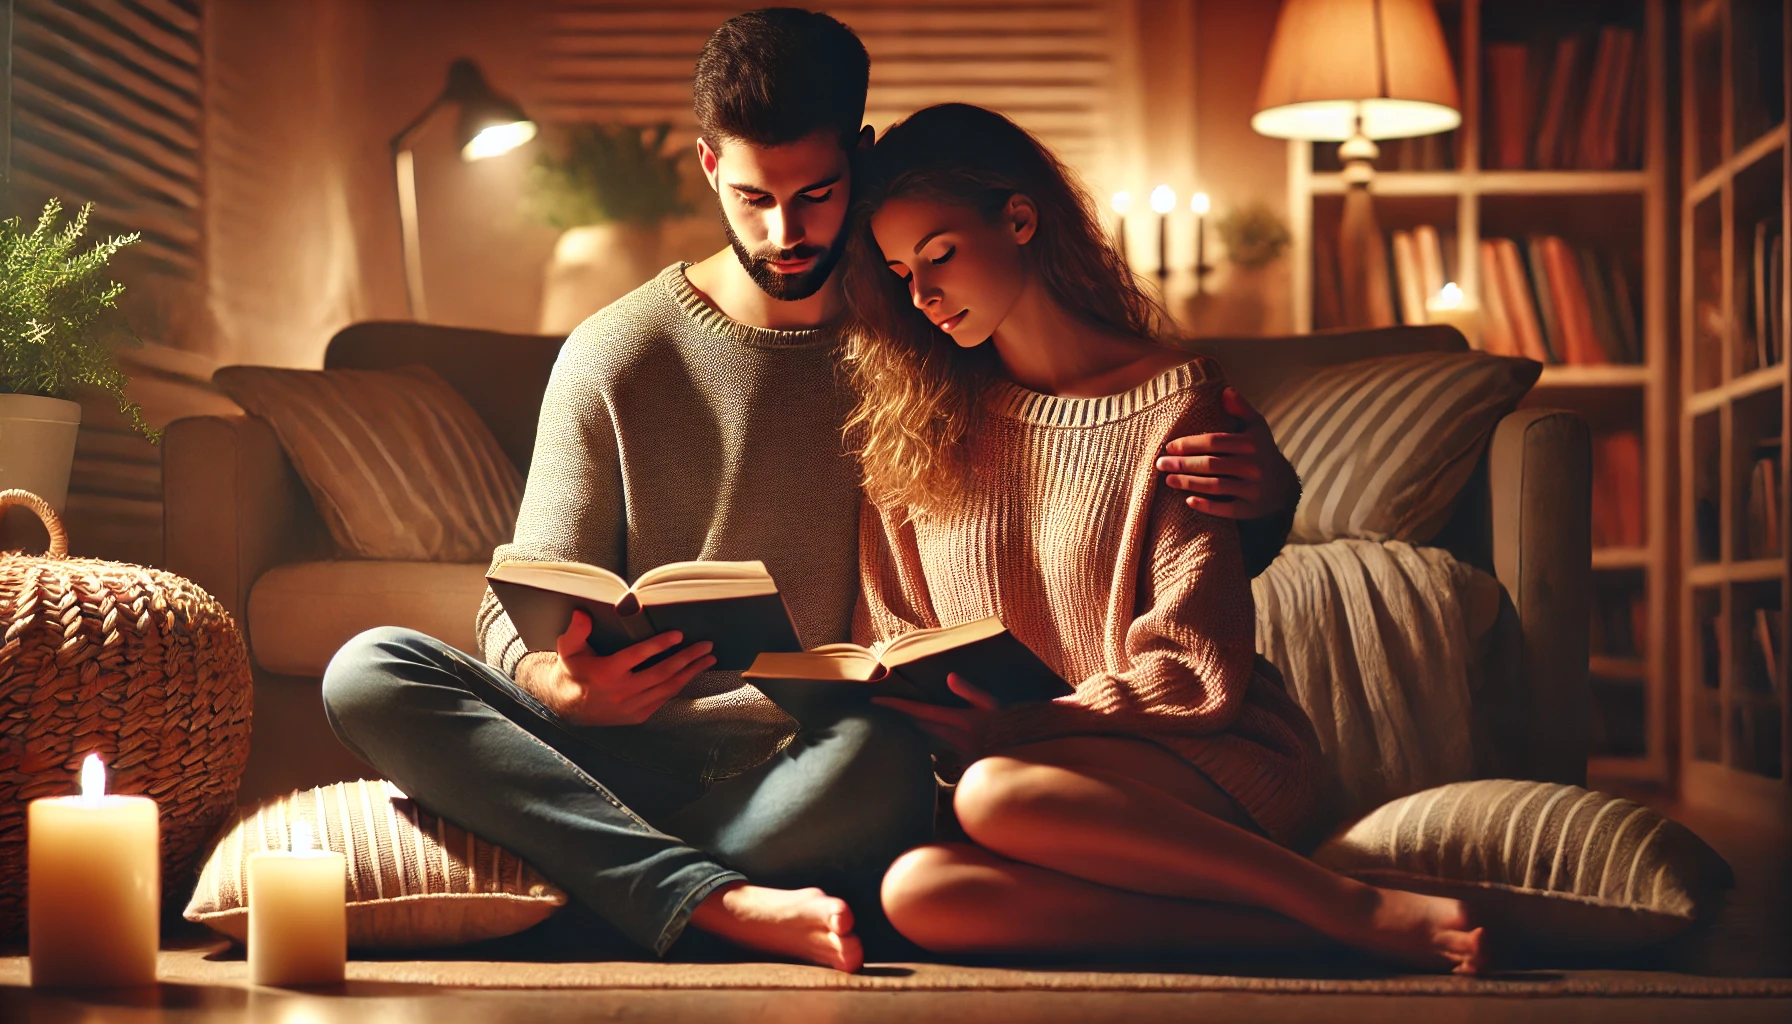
321, 8, 1486, 976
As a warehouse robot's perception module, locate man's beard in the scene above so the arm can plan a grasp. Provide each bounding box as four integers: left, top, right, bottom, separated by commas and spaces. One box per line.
721, 203, 846, 302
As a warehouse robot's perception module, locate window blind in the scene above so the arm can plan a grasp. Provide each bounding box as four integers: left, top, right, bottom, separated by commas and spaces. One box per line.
540, 0, 1118, 177
9, 0, 203, 277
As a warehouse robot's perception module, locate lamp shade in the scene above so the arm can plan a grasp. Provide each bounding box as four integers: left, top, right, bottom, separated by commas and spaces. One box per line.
1252, 0, 1460, 141
440, 59, 537, 160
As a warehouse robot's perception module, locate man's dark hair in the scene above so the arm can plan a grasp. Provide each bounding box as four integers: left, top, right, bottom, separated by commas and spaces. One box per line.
693, 8, 870, 151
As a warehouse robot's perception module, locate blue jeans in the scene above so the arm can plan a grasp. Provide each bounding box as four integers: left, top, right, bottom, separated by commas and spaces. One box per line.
320, 627, 936, 955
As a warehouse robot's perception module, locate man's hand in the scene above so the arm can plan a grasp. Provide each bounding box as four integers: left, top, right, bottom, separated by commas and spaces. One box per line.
872, 673, 999, 760
1157, 386, 1298, 520
517, 610, 715, 727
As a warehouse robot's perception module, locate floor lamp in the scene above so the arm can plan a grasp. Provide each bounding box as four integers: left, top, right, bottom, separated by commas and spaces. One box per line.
1251, 0, 1461, 328
391, 58, 537, 321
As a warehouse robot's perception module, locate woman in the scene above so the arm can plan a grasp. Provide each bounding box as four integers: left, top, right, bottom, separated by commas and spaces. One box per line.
841, 104, 1486, 974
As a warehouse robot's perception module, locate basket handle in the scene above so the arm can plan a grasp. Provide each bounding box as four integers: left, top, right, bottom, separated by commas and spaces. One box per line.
0, 489, 69, 560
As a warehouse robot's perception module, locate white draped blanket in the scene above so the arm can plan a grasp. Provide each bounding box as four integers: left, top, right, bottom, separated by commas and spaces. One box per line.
1253, 540, 1503, 820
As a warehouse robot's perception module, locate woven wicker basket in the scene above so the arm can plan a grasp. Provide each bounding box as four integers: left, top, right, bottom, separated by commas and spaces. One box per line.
0, 489, 252, 937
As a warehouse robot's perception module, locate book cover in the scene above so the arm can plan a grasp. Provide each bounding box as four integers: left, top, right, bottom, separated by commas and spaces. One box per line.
1755, 220, 1773, 369
1485, 42, 1534, 170
1495, 238, 1550, 363
1575, 26, 1621, 170
1534, 36, 1584, 169
1391, 230, 1426, 326
1595, 28, 1637, 170
1414, 225, 1446, 303
1543, 237, 1605, 365
488, 560, 804, 670
1525, 237, 1563, 362
1477, 240, 1519, 357
1608, 255, 1641, 363
1576, 246, 1625, 363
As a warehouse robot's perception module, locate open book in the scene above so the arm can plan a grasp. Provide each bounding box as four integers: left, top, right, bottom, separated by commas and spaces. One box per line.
487, 559, 802, 670
743, 616, 1072, 722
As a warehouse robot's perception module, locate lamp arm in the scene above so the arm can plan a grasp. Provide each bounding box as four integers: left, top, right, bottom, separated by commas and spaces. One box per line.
390, 94, 447, 154
390, 95, 447, 321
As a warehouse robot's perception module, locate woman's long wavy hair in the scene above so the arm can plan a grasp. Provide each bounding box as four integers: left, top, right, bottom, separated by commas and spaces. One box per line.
842, 103, 1168, 513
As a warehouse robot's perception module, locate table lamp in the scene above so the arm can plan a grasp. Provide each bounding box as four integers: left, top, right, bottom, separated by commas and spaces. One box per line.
1251, 0, 1460, 327
391, 58, 537, 320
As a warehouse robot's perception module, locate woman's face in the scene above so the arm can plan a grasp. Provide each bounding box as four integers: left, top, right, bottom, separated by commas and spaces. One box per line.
871, 194, 1037, 347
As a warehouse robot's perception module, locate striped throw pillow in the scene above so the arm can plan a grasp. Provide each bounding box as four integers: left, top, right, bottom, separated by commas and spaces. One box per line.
184, 780, 566, 949
213, 365, 523, 561
1260, 353, 1540, 543
1312, 780, 1733, 950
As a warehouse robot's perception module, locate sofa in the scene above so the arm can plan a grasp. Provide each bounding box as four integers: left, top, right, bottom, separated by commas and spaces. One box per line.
162, 320, 1590, 803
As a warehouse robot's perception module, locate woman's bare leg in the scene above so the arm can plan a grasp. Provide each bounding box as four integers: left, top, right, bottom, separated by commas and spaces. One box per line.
938, 736, 1486, 974
882, 841, 1327, 955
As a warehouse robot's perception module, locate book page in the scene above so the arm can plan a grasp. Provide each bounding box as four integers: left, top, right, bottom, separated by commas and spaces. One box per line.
488, 562, 630, 605
881, 616, 1007, 666
745, 649, 882, 681
635, 559, 771, 587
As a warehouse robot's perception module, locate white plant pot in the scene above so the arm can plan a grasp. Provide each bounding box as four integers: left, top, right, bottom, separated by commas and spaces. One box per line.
0, 392, 82, 511
538, 222, 667, 335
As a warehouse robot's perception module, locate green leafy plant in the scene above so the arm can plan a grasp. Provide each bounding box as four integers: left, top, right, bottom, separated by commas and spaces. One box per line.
524, 123, 693, 229
1215, 201, 1292, 271
1, 198, 156, 440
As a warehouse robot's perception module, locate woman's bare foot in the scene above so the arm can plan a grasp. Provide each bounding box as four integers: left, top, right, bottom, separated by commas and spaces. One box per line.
1342, 887, 1487, 975
688, 882, 863, 972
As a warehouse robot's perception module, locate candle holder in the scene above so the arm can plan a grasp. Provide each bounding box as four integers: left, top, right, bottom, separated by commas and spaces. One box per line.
1149, 185, 1176, 282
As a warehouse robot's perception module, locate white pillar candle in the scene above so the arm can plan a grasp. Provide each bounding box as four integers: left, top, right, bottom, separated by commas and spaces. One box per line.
1426, 282, 1482, 349
248, 818, 347, 987
28, 753, 160, 988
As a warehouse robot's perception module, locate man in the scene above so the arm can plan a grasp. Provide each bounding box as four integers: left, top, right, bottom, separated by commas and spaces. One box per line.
322, 8, 1297, 972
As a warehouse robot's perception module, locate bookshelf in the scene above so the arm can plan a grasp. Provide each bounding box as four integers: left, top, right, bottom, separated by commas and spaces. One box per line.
1286, 0, 1673, 783
1677, 0, 1791, 820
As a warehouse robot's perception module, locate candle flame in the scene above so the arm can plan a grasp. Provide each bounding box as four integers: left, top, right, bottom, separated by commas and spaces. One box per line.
80, 753, 105, 800
1149, 185, 1176, 215
1111, 190, 1132, 215
1434, 282, 1465, 309
1190, 192, 1211, 215
292, 818, 315, 853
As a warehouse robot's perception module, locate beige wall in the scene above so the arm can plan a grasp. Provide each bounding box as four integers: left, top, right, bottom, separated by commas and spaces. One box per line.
190, 0, 1293, 374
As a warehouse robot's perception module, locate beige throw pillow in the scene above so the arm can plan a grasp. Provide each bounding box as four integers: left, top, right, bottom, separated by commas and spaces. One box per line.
1261, 352, 1540, 544
1311, 780, 1733, 950
185, 779, 566, 950
212, 364, 524, 561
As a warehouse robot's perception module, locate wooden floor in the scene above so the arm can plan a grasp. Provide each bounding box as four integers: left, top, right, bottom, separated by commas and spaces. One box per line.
3, 795, 1787, 1023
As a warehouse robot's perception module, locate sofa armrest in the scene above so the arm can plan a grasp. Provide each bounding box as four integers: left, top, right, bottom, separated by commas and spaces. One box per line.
1488, 407, 1592, 786
162, 414, 329, 639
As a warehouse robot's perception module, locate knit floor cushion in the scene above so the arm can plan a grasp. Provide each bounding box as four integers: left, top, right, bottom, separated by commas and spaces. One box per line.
186, 780, 565, 949
1311, 779, 1734, 950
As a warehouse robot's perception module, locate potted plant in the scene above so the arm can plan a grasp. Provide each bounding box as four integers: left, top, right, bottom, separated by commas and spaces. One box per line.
526, 123, 709, 332
1, 198, 152, 516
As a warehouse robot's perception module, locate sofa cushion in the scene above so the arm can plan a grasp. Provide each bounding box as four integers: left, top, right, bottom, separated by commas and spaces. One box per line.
212, 364, 523, 562
1311, 780, 1734, 951
248, 561, 488, 677
185, 779, 566, 950
1261, 352, 1540, 544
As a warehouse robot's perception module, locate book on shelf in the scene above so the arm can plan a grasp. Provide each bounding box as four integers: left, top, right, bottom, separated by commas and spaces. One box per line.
1485, 42, 1534, 171
1540, 236, 1607, 365
1753, 607, 1783, 696
1525, 237, 1565, 361
486, 558, 802, 670
1608, 255, 1642, 363
1591, 431, 1645, 550
1753, 219, 1785, 371
1492, 238, 1551, 363
1414, 225, 1447, 302
1477, 240, 1520, 357
742, 616, 1073, 723
1390, 230, 1426, 326
1486, 23, 1643, 171
1745, 437, 1782, 561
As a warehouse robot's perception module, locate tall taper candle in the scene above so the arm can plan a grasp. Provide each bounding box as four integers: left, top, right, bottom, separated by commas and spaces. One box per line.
1111, 191, 1132, 263
1149, 185, 1175, 278
29, 754, 160, 988
248, 818, 347, 986
1191, 191, 1211, 271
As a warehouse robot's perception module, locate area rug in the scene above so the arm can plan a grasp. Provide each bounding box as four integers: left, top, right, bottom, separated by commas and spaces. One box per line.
3, 947, 1790, 998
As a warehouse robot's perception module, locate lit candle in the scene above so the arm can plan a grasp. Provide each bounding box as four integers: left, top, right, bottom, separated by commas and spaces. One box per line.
28, 753, 160, 988
248, 818, 347, 987
1111, 190, 1132, 263
1426, 282, 1483, 349
1190, 191, 1211, 273
1149, 185, 1175, 278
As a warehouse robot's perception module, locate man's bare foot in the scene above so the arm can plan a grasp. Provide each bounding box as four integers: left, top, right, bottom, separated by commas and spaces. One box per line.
688, 882, 863, 972
1345, 887, 1488, 975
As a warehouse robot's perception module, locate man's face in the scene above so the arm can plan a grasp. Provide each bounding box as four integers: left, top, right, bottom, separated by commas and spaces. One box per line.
699, 131, 854, 301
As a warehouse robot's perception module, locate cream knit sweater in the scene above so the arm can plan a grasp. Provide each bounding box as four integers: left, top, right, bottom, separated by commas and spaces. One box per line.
855, 357, 1326, 846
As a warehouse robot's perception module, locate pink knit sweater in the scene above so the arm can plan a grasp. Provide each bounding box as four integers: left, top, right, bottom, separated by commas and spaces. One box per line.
854, 357, 1326, 846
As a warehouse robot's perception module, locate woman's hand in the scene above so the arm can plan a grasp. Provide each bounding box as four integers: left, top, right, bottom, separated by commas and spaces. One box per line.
1157, 387, 1298, 520
872, 673, 999, 760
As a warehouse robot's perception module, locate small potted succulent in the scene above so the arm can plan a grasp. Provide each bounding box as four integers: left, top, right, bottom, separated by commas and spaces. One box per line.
526, 123, 712, 332
0, 199, 152, 515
